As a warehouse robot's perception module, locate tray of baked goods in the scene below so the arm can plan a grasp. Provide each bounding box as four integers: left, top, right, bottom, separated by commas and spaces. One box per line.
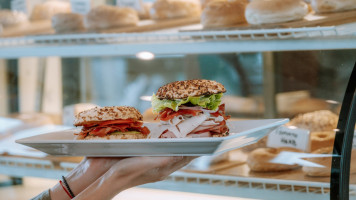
2, 0, 356, 38
0, 0, 202, 38
183, 109, 356, 184
197, 0, 356, 30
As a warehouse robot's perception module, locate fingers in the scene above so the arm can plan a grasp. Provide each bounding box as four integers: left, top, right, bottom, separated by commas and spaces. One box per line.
168, 156, 196, 172
151, 156, 197, 182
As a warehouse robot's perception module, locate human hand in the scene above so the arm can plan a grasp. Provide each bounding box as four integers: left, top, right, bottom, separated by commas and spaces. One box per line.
74, 156, 196, 200
50, 157, 125, 200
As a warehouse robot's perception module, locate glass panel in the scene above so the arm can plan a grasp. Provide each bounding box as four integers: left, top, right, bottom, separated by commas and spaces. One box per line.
351, 122, 356, 200
0, 50, 355, 199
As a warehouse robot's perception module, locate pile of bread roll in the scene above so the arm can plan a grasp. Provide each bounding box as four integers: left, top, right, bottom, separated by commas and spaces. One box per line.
35, 1, 140, 34
42, 0, 201, 33
150, 0, 201, 20
245, 110, 356, 177
0, 10, 28, 28
201, 0, 356, 28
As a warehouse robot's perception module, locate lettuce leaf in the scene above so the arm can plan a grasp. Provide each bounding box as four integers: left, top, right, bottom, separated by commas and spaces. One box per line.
110, 131, 140, 135
151, 93, 223, 113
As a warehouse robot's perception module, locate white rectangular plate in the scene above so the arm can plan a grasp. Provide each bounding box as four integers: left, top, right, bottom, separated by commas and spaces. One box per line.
16, 119, 289, 156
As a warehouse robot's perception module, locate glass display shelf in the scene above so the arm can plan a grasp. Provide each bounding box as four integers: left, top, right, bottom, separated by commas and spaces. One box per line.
0, 25, 355, 58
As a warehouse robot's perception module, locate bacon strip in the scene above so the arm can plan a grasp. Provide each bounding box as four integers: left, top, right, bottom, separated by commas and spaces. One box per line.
78, 120, 150, 138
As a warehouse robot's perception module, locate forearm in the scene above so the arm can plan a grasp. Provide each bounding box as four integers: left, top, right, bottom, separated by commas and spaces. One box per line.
50, 158, 122, 200
73, 156, 194, 200
73, 168, 131, 200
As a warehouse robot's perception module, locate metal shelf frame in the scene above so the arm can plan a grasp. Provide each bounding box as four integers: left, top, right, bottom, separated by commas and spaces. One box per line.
0, 156, 350, 200
0, 26, 355, 58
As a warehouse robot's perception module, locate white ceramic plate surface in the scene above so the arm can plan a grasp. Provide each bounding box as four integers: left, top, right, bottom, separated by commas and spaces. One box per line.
16, 119, 289, 156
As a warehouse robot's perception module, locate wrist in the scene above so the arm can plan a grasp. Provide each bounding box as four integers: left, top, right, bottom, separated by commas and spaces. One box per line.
64, 158, 106, 195
50, 182, 71, 200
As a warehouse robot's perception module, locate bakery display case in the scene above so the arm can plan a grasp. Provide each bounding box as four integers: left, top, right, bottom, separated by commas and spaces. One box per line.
0, 0, 356, 200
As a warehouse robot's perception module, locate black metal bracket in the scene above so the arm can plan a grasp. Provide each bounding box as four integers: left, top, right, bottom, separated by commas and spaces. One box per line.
331, 61, 356, 200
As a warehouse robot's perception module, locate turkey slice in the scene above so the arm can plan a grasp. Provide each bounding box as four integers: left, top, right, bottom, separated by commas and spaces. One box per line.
170, 115, 184, 125
177, 114, 208, 138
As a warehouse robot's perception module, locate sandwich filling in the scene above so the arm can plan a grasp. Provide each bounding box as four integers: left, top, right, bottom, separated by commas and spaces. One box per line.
149, 93, 230, 138
76, 119, 150, 139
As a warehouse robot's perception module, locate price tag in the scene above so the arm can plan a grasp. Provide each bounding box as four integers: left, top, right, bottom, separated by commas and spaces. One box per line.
116, 0, 142, 11
267, 126, 310, 152
11, 0, 27, 14
11, 0, 43, 15
71, 0, 92, 14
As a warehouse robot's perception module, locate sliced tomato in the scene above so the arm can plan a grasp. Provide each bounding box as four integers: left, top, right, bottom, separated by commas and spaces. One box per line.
211, 104, 230, 120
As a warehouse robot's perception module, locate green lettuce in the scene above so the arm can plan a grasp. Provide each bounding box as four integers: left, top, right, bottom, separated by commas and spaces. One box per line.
151, 93, 223, 113
110, 131, 140, 135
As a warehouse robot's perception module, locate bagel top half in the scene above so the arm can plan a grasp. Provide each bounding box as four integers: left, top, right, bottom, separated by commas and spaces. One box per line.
156, 79, 226, 100
74, 106, 143, 126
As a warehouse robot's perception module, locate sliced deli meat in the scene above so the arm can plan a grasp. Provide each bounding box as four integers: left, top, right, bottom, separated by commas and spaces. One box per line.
148, 105, 230, 139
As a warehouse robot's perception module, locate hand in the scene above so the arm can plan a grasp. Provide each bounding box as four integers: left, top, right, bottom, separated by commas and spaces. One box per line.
74, 156, 195, 200
50, 157, 125, 200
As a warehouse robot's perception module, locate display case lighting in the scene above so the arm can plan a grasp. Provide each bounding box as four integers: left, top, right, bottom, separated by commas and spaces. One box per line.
326, 99, 340, 104
136, 51, 155, 60
140, 96, 152, 101
287, 126, 298, 129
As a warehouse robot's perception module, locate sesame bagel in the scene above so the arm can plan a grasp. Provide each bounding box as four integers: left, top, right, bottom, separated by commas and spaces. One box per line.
156, 79, 226, 100
74, 106, 142, 126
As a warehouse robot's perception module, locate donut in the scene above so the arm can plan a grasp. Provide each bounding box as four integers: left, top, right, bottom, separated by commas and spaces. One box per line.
247, 147, 302, 172
310, 131, 335, 152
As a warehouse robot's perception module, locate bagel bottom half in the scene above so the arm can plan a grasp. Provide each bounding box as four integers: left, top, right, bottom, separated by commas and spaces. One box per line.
76, 132, 147, 140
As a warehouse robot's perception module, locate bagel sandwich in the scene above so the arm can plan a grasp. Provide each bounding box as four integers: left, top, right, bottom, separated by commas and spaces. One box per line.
149, 79, 230, 138
74, 106, 150, 140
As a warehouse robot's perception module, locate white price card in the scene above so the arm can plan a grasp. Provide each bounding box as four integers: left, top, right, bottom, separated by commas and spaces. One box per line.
11, 0, 42, 15
116, 0, 142, 11
267, 126, 310, 152
11, 0, 27, 14
71, 0, 92, 14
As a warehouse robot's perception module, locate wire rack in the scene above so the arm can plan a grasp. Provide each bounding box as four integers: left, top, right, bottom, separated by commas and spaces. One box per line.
1, 26, 354, 58
0, 156, 352, 200
168, 171, 331, 195
0, 26, 345, 47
